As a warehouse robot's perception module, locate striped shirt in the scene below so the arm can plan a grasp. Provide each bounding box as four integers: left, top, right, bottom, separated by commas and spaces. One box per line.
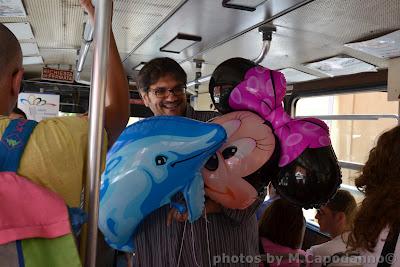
133, 106, 264, 266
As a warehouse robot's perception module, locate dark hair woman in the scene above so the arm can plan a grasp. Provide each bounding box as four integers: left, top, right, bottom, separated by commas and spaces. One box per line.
348, 125, 400, 266
259, 198, 306, 267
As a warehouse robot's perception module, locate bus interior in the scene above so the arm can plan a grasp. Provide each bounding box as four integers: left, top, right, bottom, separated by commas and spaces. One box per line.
1, 0, 400, 259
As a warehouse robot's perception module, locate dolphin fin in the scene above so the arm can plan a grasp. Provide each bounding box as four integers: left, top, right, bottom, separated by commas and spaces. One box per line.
183, 171, 205, 222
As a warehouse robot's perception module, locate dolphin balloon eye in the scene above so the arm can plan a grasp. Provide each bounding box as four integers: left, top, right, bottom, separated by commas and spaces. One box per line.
155, 155, 168, 166
205, 154, 219, 171
222, 146, 237, 159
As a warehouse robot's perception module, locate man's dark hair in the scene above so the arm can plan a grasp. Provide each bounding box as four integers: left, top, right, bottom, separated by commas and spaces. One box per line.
137, 57, 187, 93
12, 107, 27, 119
326, 189, 357, 223
0, 23, 22, 73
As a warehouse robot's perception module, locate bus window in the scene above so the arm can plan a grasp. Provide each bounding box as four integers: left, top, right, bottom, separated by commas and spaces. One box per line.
294, 91, 399, 224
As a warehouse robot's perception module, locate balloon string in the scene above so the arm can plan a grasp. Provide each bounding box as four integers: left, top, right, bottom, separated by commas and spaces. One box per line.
176, 220, 187, 267
190, 223, 200, 267
204, 209, 212, 267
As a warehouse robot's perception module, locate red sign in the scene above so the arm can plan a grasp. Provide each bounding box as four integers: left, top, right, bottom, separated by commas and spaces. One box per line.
41, 67, 74, 83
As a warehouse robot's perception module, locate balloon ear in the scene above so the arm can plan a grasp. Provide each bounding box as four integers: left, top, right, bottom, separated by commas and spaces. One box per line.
209, 57, 257, 114
272, 146, 342, 209
209, 78, 234, 114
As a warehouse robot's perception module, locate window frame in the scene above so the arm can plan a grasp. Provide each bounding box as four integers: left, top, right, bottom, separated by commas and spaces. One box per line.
289, 87, 400, 226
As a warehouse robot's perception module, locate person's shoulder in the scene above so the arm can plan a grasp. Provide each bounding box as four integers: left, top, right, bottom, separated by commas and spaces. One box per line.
309, 235, 348, 257
33, 116, 89, 139
37, 116, 88, 129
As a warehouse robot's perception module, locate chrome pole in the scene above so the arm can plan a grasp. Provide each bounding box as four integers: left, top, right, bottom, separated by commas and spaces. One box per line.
85, 0, 112, 266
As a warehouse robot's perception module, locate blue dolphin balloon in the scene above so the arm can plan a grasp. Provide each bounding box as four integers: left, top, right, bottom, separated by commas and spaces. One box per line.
99, 116, 227, 252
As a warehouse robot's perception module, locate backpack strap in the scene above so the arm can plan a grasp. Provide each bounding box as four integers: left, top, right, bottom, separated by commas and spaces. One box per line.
377, 225, 400, 267
0, 119, 37, 172
0, 118, 72, 245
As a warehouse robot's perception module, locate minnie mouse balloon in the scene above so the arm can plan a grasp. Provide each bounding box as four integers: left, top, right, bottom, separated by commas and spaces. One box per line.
209, 58, 342, 209
202, 111, 280, 209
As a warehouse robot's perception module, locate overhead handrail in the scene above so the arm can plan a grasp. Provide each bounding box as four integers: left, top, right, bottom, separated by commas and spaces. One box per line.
295, 114, 399, 122
338, 160, 364, 171
75, 1, 95, 85
85, 0, 112, 266
253, 24, 276, 64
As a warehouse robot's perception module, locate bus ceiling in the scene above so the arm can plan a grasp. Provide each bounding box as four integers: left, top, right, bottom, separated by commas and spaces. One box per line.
2, 0, 400, 95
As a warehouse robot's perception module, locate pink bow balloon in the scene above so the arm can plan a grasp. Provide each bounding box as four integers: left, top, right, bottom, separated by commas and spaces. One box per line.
229, 66, 331, 167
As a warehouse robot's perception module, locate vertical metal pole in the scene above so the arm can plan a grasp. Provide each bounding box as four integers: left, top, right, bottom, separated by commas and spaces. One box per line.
85, 0, 112, 266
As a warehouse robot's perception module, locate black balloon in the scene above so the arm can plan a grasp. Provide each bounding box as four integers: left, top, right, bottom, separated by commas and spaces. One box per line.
272, 145, 342, 209
209, 57, 256, 114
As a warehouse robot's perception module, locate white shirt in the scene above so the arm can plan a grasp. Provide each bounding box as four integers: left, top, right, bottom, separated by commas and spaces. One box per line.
358, 227, 400, 267
307, 228, 400, 267
306, 232, 349, 267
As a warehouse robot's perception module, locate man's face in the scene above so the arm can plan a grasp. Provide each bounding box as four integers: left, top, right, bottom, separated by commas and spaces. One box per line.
315, 206, 339, 235
141, 75, 187, 116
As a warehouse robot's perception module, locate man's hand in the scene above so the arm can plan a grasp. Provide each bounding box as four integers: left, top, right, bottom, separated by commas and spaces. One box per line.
167, 208, 188, 226
166, 199, 222, 226
80, 0, 95, 24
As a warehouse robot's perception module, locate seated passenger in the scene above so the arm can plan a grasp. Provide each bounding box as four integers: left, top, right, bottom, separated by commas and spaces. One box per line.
346, 126, 400, 267
306, 189, 357, 267
259, 198, 306, 267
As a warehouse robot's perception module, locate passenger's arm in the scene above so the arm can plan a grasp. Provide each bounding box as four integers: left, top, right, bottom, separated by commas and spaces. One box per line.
80, 0, 130, 146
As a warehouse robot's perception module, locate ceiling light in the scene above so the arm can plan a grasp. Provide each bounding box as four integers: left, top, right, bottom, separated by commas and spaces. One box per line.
198, 75, 211, 83
344, 30, 400, 59
186, 81, 197, 87
222, 0, 267, 11
186, 75, 211, 88
23, 56, 43, 65
0, 0, 26, 17
279, 68, 319, 84
304, 56, 377, 77
4, 22, 34, 41
133, 62, 147, 71
20, 43, 39, 56
160, 33, 202, 54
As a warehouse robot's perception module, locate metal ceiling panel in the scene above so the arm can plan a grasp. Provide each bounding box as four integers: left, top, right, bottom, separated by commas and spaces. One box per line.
40, 48, 78, 65
112, 0, 186, 53
182, 0, 400, 83
0, 0, 83, 69
123, 0, 313, 72
0, 0, 83, 48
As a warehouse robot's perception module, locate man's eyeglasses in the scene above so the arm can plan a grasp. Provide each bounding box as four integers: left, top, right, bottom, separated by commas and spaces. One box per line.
149, 85, 186, 98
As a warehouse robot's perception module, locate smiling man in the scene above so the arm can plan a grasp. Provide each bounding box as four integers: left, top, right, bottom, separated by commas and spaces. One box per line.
137, 57, 214, 118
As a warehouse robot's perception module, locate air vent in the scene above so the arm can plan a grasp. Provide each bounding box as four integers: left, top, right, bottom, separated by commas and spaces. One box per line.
222, 0, 267, 11
160, 33, 202, 54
